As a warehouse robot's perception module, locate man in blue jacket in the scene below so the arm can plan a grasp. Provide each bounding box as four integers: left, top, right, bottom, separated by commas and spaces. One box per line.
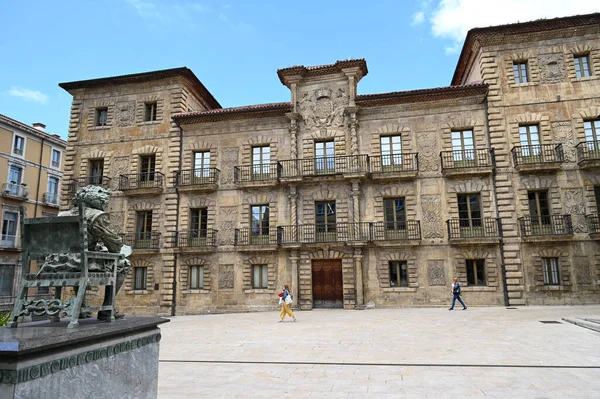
449, 278, 467, 310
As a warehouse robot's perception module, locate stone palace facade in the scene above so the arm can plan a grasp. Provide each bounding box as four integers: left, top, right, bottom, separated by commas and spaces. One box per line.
59, 13, 600, 316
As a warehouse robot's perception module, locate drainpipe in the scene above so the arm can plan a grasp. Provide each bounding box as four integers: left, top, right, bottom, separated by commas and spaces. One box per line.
34, 138, 45, 218
171, 122, 183, 317
484, 98, 509, 307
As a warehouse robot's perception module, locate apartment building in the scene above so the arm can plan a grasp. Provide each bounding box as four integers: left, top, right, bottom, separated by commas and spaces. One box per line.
59, 13, 600, 316
0, 114, 66, 311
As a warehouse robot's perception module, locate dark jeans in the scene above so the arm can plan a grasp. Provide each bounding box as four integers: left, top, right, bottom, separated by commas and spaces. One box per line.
450, 294, 466, 309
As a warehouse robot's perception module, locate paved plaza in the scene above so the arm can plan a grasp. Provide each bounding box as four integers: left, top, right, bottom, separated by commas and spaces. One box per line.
158, 305, 600, 398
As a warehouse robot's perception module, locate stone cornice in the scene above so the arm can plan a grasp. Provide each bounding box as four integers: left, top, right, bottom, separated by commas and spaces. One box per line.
277, 59, 368, 86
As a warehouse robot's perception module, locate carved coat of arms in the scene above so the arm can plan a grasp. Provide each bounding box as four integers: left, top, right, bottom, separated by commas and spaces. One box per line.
299, 88, 347, 130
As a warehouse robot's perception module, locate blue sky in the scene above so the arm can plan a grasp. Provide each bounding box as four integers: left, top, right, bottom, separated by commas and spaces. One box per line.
1, 0, 599, 139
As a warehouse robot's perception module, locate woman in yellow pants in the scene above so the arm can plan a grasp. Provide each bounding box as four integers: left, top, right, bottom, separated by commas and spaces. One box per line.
279, 285, 296, 322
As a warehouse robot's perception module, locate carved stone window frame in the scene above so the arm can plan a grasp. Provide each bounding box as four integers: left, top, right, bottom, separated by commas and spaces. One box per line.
505, 52, 539, 88
371, 125, 412, 154
183, 140, 217, 170
373, 185, 417, 223
379, 251, 418, 292
567, 45, 599, 81
301, 187, 348, 225
242, 192, 278, 230
583, 175, 600, 215
181, 257, 212, 294
131, 145, 163, 176
180, 198, 216, 232
518, 176, 561, 216
87, 101, 114, 130
128, 201, 162, 235
302, 129, 345, 159
446, 179, 493, 219
125, 259, 155, 295
533, 248, 571, 291
453, 247, 499, 292
243, 255, 276, 293
242, 135, 278, 165
136, 96, 164, 125
573, 105, 600, 142
81, 149, 112, 185
509, 113, 552, 150
442, 118, 487, 152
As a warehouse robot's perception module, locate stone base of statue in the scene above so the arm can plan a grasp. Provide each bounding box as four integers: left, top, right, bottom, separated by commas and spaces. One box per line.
0, 317, 168, 399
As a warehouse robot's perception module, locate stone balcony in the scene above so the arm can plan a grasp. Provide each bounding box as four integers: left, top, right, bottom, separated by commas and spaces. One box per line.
576, 141, 600, 170
447, 218, 501, 245
42, 192, 59, 207
1, 183, 29, 201
174, 168, 219, 192
119, 172, 165, 196
518, 215, 573, 241
279, 154, 370, 183
234, 163, 280, 188
369, 153, 419, 181
167, 229, 218, 253
441, 149, 495, 178
120, 232, 161, 251
511, 144, 564, 173
587, 214, 600, 239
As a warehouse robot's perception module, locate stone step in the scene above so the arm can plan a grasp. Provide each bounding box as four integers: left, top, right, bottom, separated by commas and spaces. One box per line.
562, 318, 600, 333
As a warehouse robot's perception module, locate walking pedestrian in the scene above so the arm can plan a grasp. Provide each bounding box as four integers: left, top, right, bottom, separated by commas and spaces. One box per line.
279, 284, 296, 322
449, 278, 467, 310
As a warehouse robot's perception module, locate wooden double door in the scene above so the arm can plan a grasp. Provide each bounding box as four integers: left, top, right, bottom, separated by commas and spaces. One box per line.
312, 259, 343, 308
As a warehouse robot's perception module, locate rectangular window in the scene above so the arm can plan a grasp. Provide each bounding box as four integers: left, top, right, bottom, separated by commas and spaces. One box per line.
89, 160, 104, 185
513, 61, 529, 84
451, 130, 475, 162
315, 140, 335, 171
13, 135, 25, 156
542, 258, 560, 285
96, 107, 108, 126
190, 208, 208, 238
193, 151, 211, 178
136, 211, 153, 240
252, 265, 269, 289
315, 201, 336, 234
519, 125, 541, 157
574, 54, 591, 78
140, 155, 156, 182
389, 261, 408, 287
9, 165, 22, 185
457, 194, 482, 228
528, 191, 550, 227
252, 146, 270, 175
47, 177, 59, 204
1, 212, 18, 247
145, 102, 157, 122
584, 120, 600, 153
189, 265, 204, 289
466, 259, 486, 286
51, 150, 61, 168
251, 205, 269, 243
134, 267, 147, 290
380, 135, 402, 166
0, 265, 15, 296
384, 198, 406, 230
595, 186, 600, 211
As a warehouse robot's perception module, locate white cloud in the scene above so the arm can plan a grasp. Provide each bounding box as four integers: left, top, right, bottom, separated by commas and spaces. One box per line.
411, 11, 425, 26
124, 0, 166, 20
8, 87, 48, 104
429, 0, 600, 53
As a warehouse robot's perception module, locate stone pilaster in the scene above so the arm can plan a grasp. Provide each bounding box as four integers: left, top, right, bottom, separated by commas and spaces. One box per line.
354, 247, 364, 309
346, 106, 360, 156
351, 180, 360, 223
286, 112, 301, 159
290, 249, 299, 309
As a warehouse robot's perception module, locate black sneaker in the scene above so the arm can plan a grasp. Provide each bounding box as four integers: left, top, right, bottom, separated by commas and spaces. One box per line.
448, 308, 453, 310
462, 307, 467, 310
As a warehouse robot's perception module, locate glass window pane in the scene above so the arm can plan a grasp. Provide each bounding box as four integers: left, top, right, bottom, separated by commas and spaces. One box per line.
253, 266, 260, 288
262, 265, 268, 289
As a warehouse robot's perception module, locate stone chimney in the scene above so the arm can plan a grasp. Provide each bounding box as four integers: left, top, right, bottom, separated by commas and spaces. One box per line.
32, 122, 46, 132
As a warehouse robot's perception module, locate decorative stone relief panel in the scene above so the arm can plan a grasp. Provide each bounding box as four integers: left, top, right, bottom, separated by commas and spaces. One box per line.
562, 188, 586, 233
217, 206, 238, 246
112, 156, 130, 190
415, 131, 438, 172
427, 260, 446, 286
218, 264, 234, 290
551, 121, 575, 162
421, 195, 444, 239
115, 101, 136, 127
538, 54, 566, 83
299, 87, 348, 130
220, 147, 239, 187
574, 256, 592, 286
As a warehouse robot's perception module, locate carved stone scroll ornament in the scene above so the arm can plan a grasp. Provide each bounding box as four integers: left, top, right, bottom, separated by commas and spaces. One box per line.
421, 195, 444, 239
217, 206, 238, 245
219, 265, 234, 289
563, 188, 586, 232
112, 156, 130, 190
427, 260, 446, 286
299, 87, 348, 130
115, 101, 135, 127
220, 147, 239, 186
538, 54, 566, 83
551, 122, 575, 162
416, 131, 439, 172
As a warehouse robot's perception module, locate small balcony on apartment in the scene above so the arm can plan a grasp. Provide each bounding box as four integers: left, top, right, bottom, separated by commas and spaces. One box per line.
42, 192, 59, 207
234, 227, 279, 251
0, 234, 19, 251
173, 168, 219, 192
234, 163, 281, 188
278, 155, 370, 183
120, 232, 161, 251
167, 229, 218, 252
511, 144, 564, 173
447, 218, 502, 245
576, 141, 600, 169
369, 153, 419, 181
518, 215, 573, 241
441, 149, 495, 177
67, 176, 111, 196
587, 214, 600, 239
119, 172, 165, 196
1, 183, 29, 201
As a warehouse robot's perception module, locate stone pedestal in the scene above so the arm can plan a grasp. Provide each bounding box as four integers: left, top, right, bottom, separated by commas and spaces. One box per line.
0, 317, 168, 399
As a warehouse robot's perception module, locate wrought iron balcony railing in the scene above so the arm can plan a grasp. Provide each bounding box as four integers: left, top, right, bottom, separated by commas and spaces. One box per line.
370, 153, 419, 174
1, 183, 29, 199
587, 214, 600, 234
234, 228, 279, 246
68, 176, 111, 195
518, 215, 573, 237
167, 229, 218, 247
512, 144, 564, 166
120, 232, 161, 249
371, 221, 422, 241
0, 234, 19, 248
441, 149, 493, 170
119, 172, 165, 190
42, 192, 59, 205
13, 148, 23, 156
279, 155, 370, 179
447, 218, 501, 239
576, 141, 600, 164
51, 160, 60, 168
174, 168, 219, 187
234, 163, 281, 183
